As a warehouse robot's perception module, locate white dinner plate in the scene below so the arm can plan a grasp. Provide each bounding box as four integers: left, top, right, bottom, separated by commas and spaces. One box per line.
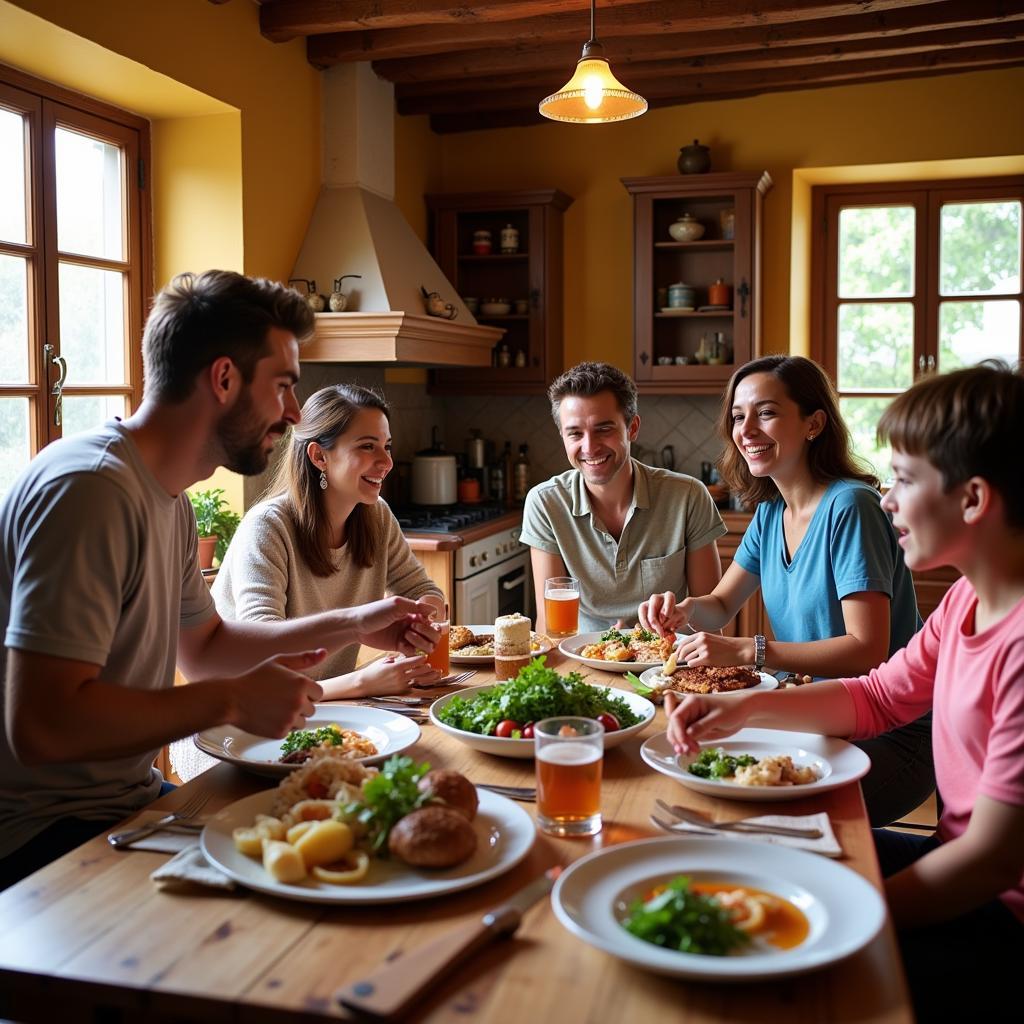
551, 836, 886, 980
636, 666, 779, 695
559, 631, 667, 673
194, 704, 421, 778
429, 682, 655, 758
450, 625, 553, 665
640, 728, 871, 802
201, 787, 535, 904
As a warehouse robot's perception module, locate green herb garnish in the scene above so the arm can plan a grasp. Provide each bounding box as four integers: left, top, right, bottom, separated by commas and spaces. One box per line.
280, 725, 346, 756
436, 657, 642, 736
346, 755, 433, 853
633, 626, 656, 643
621, 875, 749, 956
687, 747, 758, 780
600, 628, 627, 643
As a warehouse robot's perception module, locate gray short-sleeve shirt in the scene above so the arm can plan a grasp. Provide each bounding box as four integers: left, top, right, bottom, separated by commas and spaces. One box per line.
0, 421, 216, 857
520, 459, 726, 631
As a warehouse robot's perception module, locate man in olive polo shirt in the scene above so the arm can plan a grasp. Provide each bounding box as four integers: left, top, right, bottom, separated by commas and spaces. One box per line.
522, 362, 725, 634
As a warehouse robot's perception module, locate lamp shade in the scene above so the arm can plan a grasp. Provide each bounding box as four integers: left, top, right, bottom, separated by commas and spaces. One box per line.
539, 53, 647, 124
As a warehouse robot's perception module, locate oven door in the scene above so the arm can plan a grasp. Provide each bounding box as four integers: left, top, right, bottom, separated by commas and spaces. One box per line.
454, 550, 530, 624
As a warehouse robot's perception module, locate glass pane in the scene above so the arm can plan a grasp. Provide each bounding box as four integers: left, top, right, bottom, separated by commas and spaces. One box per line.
0, 253, 29, 383
55, 126, 124, 260
938, 300, 1021, 371
61, 394, 127, 438
0, 396, 31, 498
840, 395, 894, 482
836, 302, 914, 390
940, 201, 1021, 296
0, 107, 27, 244
58, 262, 126, 385
838, 206, 915, 298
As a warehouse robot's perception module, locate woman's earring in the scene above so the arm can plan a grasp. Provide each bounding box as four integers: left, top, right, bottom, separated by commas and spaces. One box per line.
319, 470, 328, 490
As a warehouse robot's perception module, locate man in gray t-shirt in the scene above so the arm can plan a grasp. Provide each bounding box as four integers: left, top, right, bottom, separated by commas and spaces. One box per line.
0, 271, 438, 889
521, 362, 725, 633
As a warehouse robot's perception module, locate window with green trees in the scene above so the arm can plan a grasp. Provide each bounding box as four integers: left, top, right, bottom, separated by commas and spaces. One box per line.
813, 179, 1022, 478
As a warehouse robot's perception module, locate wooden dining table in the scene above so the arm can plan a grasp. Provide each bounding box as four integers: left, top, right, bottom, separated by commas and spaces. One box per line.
0, 651, 913, 1023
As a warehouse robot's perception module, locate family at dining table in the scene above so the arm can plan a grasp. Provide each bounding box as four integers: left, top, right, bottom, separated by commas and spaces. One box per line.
0, 269, 1020, 1019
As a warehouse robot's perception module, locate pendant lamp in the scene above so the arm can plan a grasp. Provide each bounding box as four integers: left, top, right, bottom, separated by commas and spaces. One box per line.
539, 0, 647, 124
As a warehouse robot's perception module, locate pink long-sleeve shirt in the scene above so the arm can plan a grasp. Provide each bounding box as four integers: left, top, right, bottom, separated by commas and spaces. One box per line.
840, 576, 1024, 922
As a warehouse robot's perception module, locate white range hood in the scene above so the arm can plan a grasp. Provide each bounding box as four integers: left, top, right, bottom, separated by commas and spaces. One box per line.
293, 65, 501, 365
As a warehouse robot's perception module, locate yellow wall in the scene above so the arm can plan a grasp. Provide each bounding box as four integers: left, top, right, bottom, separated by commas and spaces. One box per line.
396, 66, 1024, 367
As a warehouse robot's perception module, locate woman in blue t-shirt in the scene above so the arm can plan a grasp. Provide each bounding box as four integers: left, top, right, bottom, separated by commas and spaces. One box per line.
639, 355, 932, 826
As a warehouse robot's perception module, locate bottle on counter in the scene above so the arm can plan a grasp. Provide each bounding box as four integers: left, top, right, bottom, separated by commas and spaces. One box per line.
513, 444, 530, 502
500, 441, 514, 506
490, 464, 505, 503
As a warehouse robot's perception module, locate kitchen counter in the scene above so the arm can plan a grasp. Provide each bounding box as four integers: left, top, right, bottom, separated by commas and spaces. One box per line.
403, 509, 524, 551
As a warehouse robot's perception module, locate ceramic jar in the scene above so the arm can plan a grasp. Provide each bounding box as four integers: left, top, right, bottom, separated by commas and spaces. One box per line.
473, 229, 493, 255
668, 213, 705, 242
708, 278, 732, 306
720, 207, 736, 240
677, 139, 711, 174
500, 224, 520, 254
667, 282, 697, 308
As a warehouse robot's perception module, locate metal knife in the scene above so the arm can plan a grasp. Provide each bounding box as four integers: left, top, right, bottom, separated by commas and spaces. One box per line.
336, 865, 561, 1020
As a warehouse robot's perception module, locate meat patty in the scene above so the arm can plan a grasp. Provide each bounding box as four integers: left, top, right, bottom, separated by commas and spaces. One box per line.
418, 769, 478, 821
388, 806, 477, 868
665, 665, 760, 694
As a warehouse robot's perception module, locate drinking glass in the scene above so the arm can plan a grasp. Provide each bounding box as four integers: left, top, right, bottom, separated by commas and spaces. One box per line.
544, 576, 580, 638
534, 716, 604, 837
423, 617, 450, 677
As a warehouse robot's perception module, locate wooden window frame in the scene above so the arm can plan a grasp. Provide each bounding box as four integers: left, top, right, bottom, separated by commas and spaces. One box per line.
0, 63, 151, 456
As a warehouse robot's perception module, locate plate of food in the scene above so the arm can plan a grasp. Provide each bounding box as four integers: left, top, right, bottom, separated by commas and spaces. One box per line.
640, 729, 871, 801
430, 659, 655, 758
200, 756, 535, 904
559, 627, 675, 673
194, 704, 421, 778
632, 664, 779, 701
449, 624, 553, 665
550, 836, 885, 980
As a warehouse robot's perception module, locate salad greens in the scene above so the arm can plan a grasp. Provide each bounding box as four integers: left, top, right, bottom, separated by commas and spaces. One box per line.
600, 626, 656, 644
625, 670, 655, 698
688, 747, 757, 780
345, 755, 434, 853
280, 725, 345, 756
621, 875, 749, 956
436, 657, 642, 736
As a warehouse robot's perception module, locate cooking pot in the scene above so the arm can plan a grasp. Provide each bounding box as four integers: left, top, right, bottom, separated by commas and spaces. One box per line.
412, 427, 457, 506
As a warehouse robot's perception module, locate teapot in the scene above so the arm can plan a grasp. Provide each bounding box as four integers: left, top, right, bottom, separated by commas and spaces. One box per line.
328, 275, 361, 312
288, 277, 327, 313
420, 286, 457, 320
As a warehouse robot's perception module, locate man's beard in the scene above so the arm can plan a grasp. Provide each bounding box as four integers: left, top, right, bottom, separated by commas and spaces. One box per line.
216, 389, 287, 476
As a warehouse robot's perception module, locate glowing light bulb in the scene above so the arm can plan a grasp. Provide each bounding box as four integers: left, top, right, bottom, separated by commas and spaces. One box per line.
583, 74, 604, 110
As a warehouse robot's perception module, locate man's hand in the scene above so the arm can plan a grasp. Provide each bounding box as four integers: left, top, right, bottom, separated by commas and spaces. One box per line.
638, 592, 693, 636
664, 690, 752, 756
350, 596, 440, 656
226, 649, 326, 738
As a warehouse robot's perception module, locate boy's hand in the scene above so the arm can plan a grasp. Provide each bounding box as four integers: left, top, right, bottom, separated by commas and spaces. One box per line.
349, 597, 439, 655
639, 592, 693, 637
664, 690, 752, 756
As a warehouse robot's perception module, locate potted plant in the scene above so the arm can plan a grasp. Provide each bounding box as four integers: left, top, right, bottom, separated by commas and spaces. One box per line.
188, 488, 241, 570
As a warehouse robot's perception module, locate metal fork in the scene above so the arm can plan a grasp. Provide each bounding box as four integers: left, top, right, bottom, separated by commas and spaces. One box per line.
365, 694, 430, 706
477, 784, 536, 802
415, 669, 476, 688
107, 791, 211, 848
653, 799, 823, 839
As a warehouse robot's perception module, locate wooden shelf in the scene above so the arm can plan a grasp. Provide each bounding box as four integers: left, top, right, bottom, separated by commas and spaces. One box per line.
655, 310, 733, 318
458, 253, 529, 262
654, 240, 735, 250
477, 313, 529, 321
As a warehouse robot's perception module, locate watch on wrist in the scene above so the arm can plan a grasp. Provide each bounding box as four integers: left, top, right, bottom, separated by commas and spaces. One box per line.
753, 634, 766, 669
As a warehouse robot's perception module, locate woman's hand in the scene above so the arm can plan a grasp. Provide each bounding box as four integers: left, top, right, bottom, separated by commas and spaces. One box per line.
664, 691, 754, 756
638, 592, 694, 636
673, 632, 754, 667
351, 655, 441, 697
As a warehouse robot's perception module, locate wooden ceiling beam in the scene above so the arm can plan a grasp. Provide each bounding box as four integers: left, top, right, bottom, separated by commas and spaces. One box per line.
397, 42, 1024, 115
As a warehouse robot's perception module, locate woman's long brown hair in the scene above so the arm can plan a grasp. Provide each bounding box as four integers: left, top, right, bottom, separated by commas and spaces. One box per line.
717, 355, 878, 508
271, 384, 390, 576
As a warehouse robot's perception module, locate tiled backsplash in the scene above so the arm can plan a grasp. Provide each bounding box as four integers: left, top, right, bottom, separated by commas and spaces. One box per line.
244, 366, 728, 508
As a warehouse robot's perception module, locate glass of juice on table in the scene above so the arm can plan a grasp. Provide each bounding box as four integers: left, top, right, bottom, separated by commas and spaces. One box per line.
535, 717, 604, 837
424, 616, 450, 678
544, 576, 580, 638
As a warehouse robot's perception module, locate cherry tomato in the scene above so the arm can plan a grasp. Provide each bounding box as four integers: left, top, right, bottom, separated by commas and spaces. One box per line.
521, 722, 535, 739
596, 712, 621, 733
495, 719, 520, 738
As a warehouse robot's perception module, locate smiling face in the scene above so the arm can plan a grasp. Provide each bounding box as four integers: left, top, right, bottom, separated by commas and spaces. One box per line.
311, 406, 393, 506
730, 372, 824, 486
556, 390, 639, 488
881, 450, 967, 571
217, 326, 301, 475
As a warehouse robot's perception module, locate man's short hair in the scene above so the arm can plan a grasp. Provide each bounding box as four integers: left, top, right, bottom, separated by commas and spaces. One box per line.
878, 361, 1024, 529
142, 270, 315, 403
548, 362, 639, 426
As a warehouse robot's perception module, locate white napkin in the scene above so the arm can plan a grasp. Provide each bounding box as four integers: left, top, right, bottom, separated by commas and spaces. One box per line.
666, 812, 842, 857
111, 809, 206, 854
150, 846, 235, 891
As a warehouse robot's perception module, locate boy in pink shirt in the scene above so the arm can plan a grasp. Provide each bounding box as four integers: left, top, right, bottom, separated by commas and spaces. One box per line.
665, 362, 1024, 1016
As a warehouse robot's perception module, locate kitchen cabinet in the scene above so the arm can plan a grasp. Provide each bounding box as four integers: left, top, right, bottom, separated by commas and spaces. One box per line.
622, 172, 772, 394
426, 189, 573, 394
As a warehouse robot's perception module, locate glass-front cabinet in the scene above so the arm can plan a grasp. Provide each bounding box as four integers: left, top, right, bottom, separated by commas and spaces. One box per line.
622, 172, 772, 394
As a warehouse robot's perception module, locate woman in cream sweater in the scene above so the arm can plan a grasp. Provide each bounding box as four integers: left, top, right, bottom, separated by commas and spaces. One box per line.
214, 384, 444, 698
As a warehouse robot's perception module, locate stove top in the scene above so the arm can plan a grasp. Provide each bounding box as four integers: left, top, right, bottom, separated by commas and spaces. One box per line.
393, 502, 508, 534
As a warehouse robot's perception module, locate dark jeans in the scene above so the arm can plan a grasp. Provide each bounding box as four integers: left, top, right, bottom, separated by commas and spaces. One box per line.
0, 780, 176, 892
874, 827, 1024, 1021
855, 712, 936, 827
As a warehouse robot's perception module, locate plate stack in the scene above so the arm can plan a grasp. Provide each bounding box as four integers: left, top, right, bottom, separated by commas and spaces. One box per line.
494, 613, 532, 680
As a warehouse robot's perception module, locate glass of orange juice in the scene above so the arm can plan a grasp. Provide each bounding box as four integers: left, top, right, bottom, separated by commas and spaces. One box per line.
544, 576, 580, 638
535, 717, 604, 837
423, 617, 450, 678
